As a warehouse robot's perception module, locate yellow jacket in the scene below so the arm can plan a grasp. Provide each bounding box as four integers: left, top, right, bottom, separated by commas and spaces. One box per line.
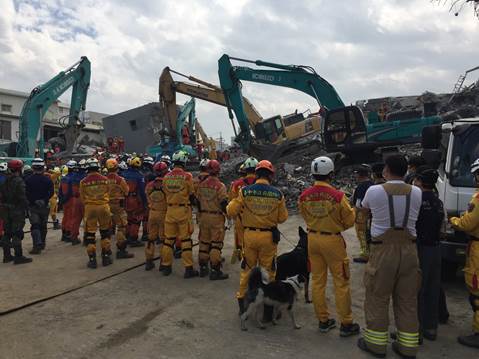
80, 172, 110, 206
298, 181, 355, 233
197, 175, 227, 214
163, 167, 194, 222
107, 172, 129, 203
146, 178, 167, 213
227, 178, 288, 229
450, 191, 479, 238
193, 171, 209, 194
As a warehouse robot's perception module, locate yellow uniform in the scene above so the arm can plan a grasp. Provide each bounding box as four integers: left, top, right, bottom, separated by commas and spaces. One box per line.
227, 178, 288, 298
298, 181, 355, 325
107, 172, 129, 251
161, 167, 195, 269
48, 171, 61, 224
80, 172, 111, 257
145, 177, 167, 261
451, 191, 479, 333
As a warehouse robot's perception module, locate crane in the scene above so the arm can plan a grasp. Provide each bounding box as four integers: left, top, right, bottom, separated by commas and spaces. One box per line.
16, 56, 91, 159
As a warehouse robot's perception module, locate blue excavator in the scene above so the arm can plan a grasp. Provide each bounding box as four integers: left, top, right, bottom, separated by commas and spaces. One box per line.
218, 54, 442, 161
1, 56, 91, 162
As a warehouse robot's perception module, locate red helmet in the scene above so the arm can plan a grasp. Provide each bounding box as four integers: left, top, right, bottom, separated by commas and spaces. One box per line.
256, 160, 274, 174
8, 159, 24, 172
207, 160, 221, 175
153, 161, 168, 174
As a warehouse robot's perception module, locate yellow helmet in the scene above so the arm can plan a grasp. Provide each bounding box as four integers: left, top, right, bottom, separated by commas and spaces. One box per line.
106, 158, 118, 170
130, 157, 142, 168
53, 166, 61, 175
61, 165, 68, 176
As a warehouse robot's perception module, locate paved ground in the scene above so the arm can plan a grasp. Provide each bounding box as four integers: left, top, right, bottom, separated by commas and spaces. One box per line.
0, 214, 477, 358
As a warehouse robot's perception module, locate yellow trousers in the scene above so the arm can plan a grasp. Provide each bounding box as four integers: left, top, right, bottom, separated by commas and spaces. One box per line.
49, 193, 58, 221
354, 208, 369, 258
110, 202, 127, 250
161, 219, 193, 267
236, 231, 277, 299
465, 241, 479, 333
84, 204, 112, 256
145, 209, 165, 261
308, 232, 353, 325
198, 213, 225, 267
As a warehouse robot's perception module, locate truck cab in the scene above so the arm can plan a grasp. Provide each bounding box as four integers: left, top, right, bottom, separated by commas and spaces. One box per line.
422, 118, 479, 275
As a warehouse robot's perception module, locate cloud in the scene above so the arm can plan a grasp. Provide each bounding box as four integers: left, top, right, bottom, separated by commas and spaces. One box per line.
0, 0, 478, 142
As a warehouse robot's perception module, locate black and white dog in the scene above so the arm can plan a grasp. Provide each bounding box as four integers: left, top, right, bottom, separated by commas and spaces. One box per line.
241, 266, 303, 331
276, 226, 311, 303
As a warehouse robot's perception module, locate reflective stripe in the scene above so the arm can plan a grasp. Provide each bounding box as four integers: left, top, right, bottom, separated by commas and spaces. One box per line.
397, 331, 419, 348
364, 329, 388, 346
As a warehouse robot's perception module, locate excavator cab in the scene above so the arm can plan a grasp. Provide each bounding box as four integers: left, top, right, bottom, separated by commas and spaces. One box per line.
254, 115, 284, 143
322, 106, 368, 152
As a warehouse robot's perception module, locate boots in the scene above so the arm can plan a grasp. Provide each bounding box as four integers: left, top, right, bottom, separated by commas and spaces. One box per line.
184, 266, 199, 279
161, 265, 172, 276
13, 246, 32, 265
61, 230, 72, 242
209, 265, 229, 281
145, 260, 155, 271
71, 238, 81, 246
238, 298, 245, 316
2, 245, 13, 263
339, 323, 360, 337
29, 246, 42, 255
458, 333, 479, 348
116, 248, 134, 259
31, 230, 42, 254
87, 255, 97, 269
53, 219, 61, 230
141, 233, 148, 242
199, 264, 209, 277
102, 252, 113, 267
127, 236, 144, 248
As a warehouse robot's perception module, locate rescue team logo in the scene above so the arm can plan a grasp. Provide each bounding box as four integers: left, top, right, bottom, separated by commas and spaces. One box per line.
163, 175, 186, 193
242, 186, 282, 216
199, 186, 217, 201
301, 190, 339, 218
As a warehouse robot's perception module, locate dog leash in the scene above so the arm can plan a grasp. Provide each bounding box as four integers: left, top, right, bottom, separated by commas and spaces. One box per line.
279, 230, 299, 250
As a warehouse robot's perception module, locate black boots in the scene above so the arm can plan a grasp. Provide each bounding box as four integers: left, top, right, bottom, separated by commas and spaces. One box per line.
184, 266, 199, 279
199, 264, 209, 277
29, 246, 42, 255
145, 260, 155, 271
71, 238, 81, 246
87, 255, 97, 269
209, 265, 229, 281
2, 246, 13, 263
141, 233, 148, 242
238, 298, 245, 316
458, 333, 479, 348
53, 219, 61, 230
102, 253, 113, 267
161, 265, 172, 276
13, 247, 32, 265
340, 323, 360, 337
127, 236, 143, 248
116, 249, 134, 259
61, 230, 71, 242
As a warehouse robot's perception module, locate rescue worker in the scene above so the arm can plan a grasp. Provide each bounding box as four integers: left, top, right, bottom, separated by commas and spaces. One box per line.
22, 165, 33, 179
371, 163, 386, 185
413, 166, 444, 342
450, 158, 479, 348
197, 160, 229, 280
192, 159, 210, 261
404, 155, 426, 184
228, 157, 258, 263
140, 156, 156, 242
25, 158, 54, 254
60, 160, 83, 245
298, 156, 359, 336
48, 166, 62, 230
351, 164, 373, 263
227, 160, 288, 315
160, 151, 199, 278
144, 161, 169, 271
80, 158, 112, 269
358, 154, 422, 358
122, 157, 147, 248
0, 160, 32, 264
105, 158, 134, 260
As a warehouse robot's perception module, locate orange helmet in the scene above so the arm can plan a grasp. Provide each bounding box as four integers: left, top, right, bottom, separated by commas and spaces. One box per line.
255, 160, 274, 174
105, 158, 118, 171
207, 160, 221, 175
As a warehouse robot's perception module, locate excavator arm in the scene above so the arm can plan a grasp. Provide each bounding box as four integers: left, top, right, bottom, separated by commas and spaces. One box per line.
17, 56, 91, 158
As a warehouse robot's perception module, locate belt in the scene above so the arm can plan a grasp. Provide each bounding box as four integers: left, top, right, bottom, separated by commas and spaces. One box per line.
128, 192, 137, 196
308, 228, 340, 235
371, 239, 417, 245
168, 203, 190, 207
200, 210, 222, 215
244, 226, 272, 232
471, 237, 479, 242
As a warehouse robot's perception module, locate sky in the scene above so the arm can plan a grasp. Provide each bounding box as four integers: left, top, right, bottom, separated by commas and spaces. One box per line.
0, 0, 478, 143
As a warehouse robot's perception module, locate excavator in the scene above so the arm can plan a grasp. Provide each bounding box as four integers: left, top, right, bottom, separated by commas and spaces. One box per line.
218, 54, 442, 161
158, 66, 322, 159
1, 57, 91, 162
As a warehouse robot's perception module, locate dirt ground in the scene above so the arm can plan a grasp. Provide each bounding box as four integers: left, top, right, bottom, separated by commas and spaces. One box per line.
0, 213, 477, 359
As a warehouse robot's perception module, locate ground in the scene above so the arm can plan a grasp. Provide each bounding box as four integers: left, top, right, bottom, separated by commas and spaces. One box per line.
0, 214, 477, 359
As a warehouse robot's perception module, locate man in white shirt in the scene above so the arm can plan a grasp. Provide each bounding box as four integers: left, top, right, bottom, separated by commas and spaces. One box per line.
357, 154, 422, 359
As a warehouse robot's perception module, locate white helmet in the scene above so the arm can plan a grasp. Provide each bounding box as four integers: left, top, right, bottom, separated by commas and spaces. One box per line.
172, 151, 188, 165
79, 159, 87, 169
161, 154, 171, 162
471, 158, 479, 174
86, 158, 100, 170
66, 160, 78, 169
143, 156, 154, 166
0, 162, 7, 173
311, 156, 334, 175
243, 157, 259, 170
31, 157, 45, 169
199, 159, 210, 169
118, 161, 128, 170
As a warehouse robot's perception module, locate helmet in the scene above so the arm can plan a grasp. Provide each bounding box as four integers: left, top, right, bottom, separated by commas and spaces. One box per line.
130, 157, 142, 168
0, 162, 7, 173
311, 156, 334, 175
105, 158, 118, 170
118, 161, 128, 171
86, 158, 100, 170
31, 157, 45, 170
143, 156, 154, 166
79, 159, 87, 169
415, 166, 439, 185
22, 164, 32, 175
52, 167, 61, 175
61, 165, 68, 176
256, 160, 274, 174
7, 159, 23, 171
207, 160, 221, 175
66, 160, 78, 169
199, 159, 210, 169
172, 151, 188, 165
153, 161, 169, 174
238, 163, 245, 175
243, 157, 259, 170
161, 154, 171, 162
471, 158, 479, 174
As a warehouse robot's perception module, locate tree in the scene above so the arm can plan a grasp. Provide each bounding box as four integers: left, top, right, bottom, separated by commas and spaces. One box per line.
432, 0, 479, 18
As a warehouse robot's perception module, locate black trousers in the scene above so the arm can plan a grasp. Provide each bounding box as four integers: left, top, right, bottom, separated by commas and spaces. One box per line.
417, 245, 441, 331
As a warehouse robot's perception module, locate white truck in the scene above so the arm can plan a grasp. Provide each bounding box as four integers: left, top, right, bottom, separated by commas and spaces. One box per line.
422, 118, 479, 278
